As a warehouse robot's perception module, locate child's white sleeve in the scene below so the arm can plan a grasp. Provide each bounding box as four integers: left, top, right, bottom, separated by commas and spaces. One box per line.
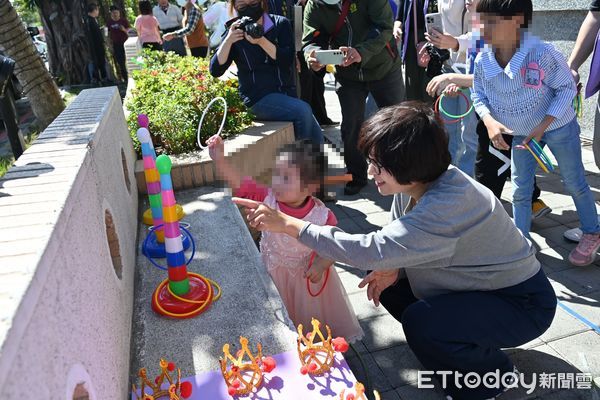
543, 45, 578, 119
471, 58, 491, 119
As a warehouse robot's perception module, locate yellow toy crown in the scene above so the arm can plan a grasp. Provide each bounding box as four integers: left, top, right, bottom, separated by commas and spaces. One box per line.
132, 358, 192, 400
221, 336, 275, 396
297, 318, 338, 376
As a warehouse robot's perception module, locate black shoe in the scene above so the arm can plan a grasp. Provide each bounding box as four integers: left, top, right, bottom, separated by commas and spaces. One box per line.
319, 118, 339, 127
344, 180, 367, 196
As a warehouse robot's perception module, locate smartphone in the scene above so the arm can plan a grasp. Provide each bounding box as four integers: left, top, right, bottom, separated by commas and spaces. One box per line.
315, 49, 345, 66
425, 12, 444, 35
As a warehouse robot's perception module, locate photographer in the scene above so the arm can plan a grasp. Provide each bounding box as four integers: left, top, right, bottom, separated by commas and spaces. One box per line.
210, 0, 323, 144
303, 0, 405, 195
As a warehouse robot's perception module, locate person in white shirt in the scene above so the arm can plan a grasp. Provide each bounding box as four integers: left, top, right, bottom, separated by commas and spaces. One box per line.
153, 0, 186, 56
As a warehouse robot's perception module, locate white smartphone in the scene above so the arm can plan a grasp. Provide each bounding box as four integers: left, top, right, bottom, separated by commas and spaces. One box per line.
425, 12, 444, 35
315, 49, 345, 66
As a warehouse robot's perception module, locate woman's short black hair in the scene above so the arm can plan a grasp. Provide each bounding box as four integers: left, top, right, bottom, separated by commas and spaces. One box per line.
277, 140, 326, 186
138, 0, 152, 15
476, 0, 533, 29
358, 102, 451, 185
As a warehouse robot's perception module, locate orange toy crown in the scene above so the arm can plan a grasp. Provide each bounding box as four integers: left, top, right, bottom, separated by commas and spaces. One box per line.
297, 318, 349, 376
220, 336, 277, 397
132, 359, 192, 400
339, 382, 381, 400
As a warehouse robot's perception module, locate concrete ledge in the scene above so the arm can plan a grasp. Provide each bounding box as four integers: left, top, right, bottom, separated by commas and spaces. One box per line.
0, 88, 138, 399
134, 121, 294, 194
131, 187, 297, 380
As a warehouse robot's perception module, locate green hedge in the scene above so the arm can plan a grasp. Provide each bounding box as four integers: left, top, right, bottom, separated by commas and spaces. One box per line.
127, 51, 253, 155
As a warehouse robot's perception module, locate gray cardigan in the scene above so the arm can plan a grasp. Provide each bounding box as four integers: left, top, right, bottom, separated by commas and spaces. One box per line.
298, 167, 540, 299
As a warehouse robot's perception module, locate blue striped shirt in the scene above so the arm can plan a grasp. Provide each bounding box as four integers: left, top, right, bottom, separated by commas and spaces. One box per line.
471, 32, 576, 136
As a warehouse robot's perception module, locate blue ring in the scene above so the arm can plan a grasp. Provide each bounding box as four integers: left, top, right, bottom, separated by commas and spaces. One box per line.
142, 224, 196, 271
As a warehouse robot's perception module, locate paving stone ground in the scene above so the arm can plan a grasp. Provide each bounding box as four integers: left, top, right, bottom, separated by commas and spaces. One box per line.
321, 85, 600, 399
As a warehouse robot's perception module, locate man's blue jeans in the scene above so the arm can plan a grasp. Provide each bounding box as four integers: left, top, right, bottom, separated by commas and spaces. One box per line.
251, 93, 323, 144
512, 118, 600, 237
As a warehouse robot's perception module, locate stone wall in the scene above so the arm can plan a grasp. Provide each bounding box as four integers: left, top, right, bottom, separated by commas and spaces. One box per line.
0, 88, 138, 399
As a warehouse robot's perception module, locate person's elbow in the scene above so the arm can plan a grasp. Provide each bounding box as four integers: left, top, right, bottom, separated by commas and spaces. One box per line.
209, 57, 225, 77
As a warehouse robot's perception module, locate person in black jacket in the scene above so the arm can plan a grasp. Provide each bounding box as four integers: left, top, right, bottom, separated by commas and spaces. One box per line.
210, 0, 323, 144
85, 3, 108, 84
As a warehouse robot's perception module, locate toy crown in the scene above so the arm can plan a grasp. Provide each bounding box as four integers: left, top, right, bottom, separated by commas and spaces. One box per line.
132, 358, 192, 400
339, 382, 381, 400
220, 336, 277, 397
297, 318, 349, 376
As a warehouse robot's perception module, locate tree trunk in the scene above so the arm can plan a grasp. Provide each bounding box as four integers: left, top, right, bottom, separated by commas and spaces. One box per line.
0, 0, 64, 131
38, 0, 93, 86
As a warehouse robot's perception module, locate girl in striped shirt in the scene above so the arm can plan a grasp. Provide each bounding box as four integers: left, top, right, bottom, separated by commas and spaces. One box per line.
471, 0, 600, 266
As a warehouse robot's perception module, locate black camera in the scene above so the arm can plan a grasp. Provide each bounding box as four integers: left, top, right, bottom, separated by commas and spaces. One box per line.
236, 16, 264, 39
424, 44, 450, 78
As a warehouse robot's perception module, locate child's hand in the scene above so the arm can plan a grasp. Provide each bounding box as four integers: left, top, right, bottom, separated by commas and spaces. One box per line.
358, 269, 400, 307
523, 125, 545, 145
442, 83, 461, 97
304, 254, 332, 283
426, 74, 451, 97
206, 134, 224, 161
483, 117, 512, 151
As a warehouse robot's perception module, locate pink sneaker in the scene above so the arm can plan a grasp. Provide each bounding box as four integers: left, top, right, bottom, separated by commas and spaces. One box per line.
568, 233, 600, 266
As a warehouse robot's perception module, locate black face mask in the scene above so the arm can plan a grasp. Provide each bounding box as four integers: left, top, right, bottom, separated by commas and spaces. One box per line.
237, 3, 263, 21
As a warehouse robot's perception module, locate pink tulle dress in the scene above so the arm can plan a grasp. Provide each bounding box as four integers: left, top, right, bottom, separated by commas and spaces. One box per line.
235, 177, 363, 342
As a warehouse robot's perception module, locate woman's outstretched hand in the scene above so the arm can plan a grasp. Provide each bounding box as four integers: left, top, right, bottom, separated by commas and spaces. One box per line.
358, 269, 400, 307
232, 198, 307, 238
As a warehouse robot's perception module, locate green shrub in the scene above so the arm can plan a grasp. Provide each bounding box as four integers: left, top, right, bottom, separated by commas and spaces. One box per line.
126, 50, 253, 156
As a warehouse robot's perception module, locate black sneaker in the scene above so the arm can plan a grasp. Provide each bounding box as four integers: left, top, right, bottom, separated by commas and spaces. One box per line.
344, 180, 367, 196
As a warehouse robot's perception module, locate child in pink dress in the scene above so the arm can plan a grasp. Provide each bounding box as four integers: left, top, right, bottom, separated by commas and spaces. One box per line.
207, 136, 363, 342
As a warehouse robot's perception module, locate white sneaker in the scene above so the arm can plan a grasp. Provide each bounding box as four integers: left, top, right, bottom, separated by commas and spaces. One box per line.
563, 215, 600, 243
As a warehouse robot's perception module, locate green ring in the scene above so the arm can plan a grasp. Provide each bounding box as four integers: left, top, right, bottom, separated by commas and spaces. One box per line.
438, 92, 474, 120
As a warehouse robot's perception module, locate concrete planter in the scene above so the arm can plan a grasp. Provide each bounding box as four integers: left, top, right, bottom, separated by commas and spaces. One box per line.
135, 121, 294, 194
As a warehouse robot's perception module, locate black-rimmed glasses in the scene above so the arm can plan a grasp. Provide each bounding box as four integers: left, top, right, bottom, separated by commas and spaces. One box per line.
366, 158, 383, 175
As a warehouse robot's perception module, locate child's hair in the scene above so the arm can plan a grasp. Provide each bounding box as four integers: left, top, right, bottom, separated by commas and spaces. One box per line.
109, 5, 120, 12
476, 0, 532, 29
358, 102, 451, 185
277, 140, 326, 187
138, 0, 152, 15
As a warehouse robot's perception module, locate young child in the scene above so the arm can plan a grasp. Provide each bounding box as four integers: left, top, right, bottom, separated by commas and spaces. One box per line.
135, 0, 163, 51
471, 0, 600, 266
207, 136, 363, 342
427, 0, 552, 220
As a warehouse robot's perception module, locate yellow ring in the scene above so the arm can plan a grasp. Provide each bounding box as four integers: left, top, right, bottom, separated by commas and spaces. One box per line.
152, 273, 221, 318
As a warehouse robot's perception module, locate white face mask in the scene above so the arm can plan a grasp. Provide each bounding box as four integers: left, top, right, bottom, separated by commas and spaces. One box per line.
322, 0, 340, 4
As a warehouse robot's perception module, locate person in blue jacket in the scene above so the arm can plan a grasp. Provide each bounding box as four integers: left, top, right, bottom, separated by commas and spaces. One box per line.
210, 0, 323, 144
